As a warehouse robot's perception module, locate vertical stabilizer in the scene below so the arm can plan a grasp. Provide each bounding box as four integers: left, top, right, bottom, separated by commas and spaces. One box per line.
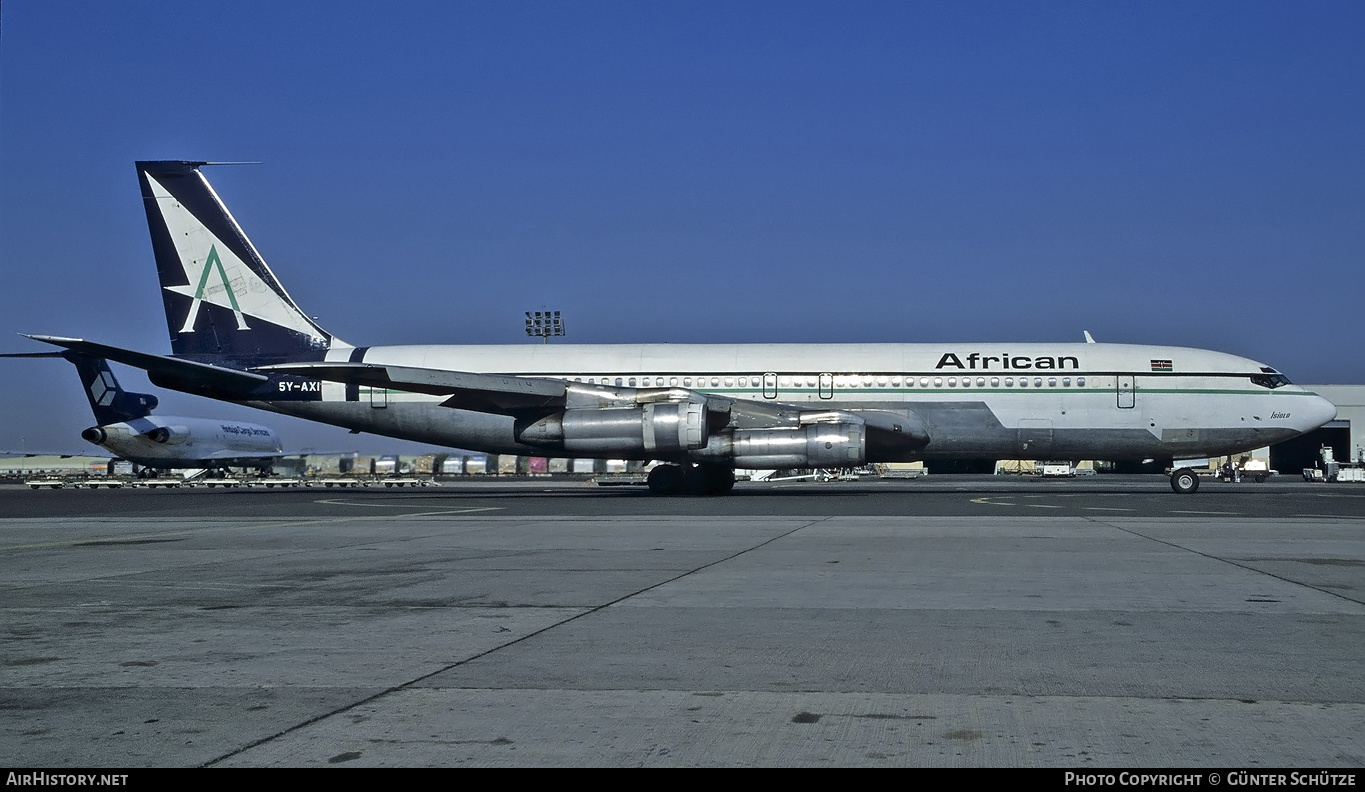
136, 161, 339, 366
63, 353, 159, 425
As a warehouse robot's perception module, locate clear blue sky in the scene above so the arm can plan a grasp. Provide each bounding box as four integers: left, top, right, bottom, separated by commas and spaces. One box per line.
2, 1, 1362, 454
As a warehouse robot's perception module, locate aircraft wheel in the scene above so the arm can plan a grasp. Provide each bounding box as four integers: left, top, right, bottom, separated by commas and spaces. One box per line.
1170, 468, 1199, 494
647, 464, 685, 496
698, 464, 735, 496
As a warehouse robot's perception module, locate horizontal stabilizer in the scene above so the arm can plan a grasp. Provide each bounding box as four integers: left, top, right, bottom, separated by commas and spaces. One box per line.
0, 451, 84, 458
22, 335, 268, 393
258, 362, 568, 414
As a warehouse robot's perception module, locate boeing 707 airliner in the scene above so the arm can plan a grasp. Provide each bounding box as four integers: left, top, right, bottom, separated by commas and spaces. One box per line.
20, 161, 1337, 495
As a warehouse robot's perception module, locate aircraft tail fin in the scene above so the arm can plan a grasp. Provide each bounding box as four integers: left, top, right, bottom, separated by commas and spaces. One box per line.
136, 161, 343, 366
62, 353, 159, 425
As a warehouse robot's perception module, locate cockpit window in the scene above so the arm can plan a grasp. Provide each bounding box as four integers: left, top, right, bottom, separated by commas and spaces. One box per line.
1250, 373, 1291, 389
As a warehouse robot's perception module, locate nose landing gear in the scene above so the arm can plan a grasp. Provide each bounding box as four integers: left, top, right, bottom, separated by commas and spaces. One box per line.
1170, 467, 1200, 494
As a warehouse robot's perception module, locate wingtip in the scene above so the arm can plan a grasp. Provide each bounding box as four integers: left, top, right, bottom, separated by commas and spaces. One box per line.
22, 334, 83, 344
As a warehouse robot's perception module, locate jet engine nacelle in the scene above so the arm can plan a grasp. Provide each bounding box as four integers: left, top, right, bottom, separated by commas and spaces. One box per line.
80, 427, 107, 445
145, 425, 191, 445
693, 423, 866, 468
518, 401, 710, 455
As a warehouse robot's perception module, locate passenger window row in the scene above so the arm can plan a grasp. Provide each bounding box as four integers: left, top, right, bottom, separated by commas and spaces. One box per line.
565, 375, 1091, 389
573, 376, 760, 388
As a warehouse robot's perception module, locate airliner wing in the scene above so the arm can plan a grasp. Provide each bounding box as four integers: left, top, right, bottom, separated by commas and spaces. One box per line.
258, 362, 569, 413
259, 361, 930, 449
260, 361, 746, 418
201, 449, 286, 461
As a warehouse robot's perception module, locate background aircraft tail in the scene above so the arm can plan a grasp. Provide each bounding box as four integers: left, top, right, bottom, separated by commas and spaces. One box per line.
63, 353, 159, 425
136, 161, 339, 367
0, 350, 157, 423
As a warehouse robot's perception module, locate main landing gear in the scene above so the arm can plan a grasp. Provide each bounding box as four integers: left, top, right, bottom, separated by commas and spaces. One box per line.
1169, 467, 1199, 494
646, 463, 736, 496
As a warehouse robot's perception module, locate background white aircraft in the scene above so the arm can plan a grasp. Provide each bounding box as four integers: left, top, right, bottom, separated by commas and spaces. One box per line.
2, 350, 285, 476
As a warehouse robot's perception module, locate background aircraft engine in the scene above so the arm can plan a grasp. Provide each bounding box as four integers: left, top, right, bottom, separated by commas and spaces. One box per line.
518, 401, 710, 454
145, 425, 191, 445
694, 423, 866, 468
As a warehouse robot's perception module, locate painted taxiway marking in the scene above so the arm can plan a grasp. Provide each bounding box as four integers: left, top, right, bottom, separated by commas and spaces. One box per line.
1168, 510, 1240, 516
312, 500, 502, 512
970, 497, 1062, 508
0, 506, 503, 553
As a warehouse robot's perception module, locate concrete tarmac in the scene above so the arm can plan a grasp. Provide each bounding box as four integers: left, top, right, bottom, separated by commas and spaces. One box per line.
1, 477, 1362, 767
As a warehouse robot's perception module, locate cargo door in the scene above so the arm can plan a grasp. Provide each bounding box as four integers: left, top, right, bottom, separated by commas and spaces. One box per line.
1017, 418, 1054, 457
1117, 375, 1135, 409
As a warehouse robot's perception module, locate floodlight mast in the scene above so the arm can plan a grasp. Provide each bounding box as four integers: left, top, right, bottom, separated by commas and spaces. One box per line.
524, 310, 565, 344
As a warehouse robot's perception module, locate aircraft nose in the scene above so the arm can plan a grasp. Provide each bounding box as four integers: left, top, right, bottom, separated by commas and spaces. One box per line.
1299, 394, 1338, 433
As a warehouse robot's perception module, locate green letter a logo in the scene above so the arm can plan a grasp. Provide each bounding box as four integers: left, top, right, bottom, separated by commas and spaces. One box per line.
179, 245, 250, 332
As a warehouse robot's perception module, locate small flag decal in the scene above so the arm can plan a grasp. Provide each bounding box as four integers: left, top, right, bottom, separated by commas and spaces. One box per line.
1150, 359, 1173, 372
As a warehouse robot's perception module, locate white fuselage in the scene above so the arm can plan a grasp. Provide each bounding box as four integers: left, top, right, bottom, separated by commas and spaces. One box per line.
88, 415, 283, 469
